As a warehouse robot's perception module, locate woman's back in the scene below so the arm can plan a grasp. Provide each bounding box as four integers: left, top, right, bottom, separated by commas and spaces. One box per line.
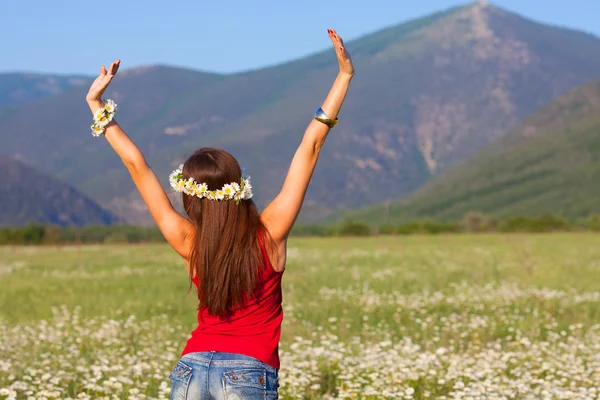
182, 242, 284, 369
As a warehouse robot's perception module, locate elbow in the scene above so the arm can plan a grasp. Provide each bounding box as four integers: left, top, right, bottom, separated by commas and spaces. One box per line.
303, 134, 326, 156
124, 154, 147, 174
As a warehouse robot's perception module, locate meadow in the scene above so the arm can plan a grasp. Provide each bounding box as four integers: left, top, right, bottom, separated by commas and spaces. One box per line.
1, 234, 600, 399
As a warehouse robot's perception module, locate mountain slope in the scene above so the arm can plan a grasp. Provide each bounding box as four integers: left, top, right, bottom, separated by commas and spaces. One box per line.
0, 156, 120, 226
0, 73, 90, 108
3, 2, 600, 223
335, 79, 600, 224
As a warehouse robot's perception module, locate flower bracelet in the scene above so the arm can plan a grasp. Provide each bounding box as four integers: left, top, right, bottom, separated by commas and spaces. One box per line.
91, 99, 118, 137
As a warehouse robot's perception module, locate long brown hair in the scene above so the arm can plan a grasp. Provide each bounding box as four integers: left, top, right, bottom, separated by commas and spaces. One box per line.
181, 148, 273, 317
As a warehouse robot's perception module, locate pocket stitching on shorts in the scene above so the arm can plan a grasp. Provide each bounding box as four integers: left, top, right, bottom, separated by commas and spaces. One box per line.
223, 368, 266, 389
169, 360, 193, 382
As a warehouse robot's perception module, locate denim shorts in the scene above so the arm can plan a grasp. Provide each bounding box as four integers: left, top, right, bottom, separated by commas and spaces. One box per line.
169, 351, 279, 399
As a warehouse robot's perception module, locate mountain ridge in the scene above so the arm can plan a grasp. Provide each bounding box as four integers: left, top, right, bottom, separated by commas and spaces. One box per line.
332, 78, 600, 224
3, 2, 600, 224
0, 73, 91, 108
0, 156, 120, 227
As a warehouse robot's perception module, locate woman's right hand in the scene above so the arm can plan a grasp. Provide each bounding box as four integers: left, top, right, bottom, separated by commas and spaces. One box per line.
327, 29, 354, 77
86, 60, 121, 104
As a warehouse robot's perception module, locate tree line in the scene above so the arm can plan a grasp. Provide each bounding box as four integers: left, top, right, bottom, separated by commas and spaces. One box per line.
2, 213, 600, 245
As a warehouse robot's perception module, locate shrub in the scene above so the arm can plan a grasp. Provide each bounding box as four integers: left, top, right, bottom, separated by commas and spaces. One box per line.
397, 220, 457, 235
587, 215, 600, 231
460, 212, 499, 233
337, 221, 371, 236
500, 214, 569, 233
291, 224, 329, 237
378, 224, 396, 235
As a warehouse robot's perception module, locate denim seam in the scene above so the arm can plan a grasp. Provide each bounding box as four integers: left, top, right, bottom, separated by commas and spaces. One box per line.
206, 351, 215, 397
181, 353, 278, 374
184, 372, 191, 400
181, 354, 212, 365
263, 370, 266, 400
209, 360, 277, 374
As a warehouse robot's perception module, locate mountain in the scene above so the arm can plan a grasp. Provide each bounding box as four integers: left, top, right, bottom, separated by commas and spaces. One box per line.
0, 156, 120, 226
0, 73, 90, 108
3, 2, 600, 224
334, 79, 600, 224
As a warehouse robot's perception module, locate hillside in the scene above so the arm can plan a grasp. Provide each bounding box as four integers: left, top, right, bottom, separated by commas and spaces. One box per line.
335, 79, 600, 224
0, 73, 90, 108
0, 156, 120, 226
3, 2, 600, 223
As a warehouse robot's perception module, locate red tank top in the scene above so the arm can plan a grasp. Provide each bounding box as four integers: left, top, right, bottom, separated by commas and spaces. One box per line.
181, 242, 284, 369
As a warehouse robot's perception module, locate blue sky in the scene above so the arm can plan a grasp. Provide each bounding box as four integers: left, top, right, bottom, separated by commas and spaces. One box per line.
2, 0, 599, 75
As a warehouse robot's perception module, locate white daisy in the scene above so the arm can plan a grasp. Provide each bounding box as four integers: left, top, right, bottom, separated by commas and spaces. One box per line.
0, 388, 9, 396
222, 184, 234, 198
215, 190, 225, 200
91, 124, 104, 137
231, 182, 240, 192
97, 116, 110, 128
104, 100, 117, 113
207, 191, 216, 200
195, 183, 208, 198
242, 184, 253, 199
93, 108, 105, 122
169, 165, 183, 187
185, 178, 197, 190
175, 180, 186, 192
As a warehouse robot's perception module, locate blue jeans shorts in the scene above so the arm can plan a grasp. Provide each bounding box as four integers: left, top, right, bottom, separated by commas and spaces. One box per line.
169, 351, 279, 399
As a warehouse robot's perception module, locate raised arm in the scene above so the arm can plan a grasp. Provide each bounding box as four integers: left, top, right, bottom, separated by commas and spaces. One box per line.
85, 61, 194, 258
261, 29, 354, 247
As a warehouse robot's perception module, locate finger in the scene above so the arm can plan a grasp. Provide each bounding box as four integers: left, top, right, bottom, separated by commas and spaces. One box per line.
100, 65, 107, 76
327, 28, 337, 43
329, 29, 343, 53
108, 60, 119, 76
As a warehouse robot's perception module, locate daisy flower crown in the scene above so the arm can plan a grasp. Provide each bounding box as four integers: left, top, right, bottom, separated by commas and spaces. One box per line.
169, 165, 253, 203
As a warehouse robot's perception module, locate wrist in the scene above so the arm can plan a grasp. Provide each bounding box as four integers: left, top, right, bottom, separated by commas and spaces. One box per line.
338, 71, 354, 81
87, 98, 103, 112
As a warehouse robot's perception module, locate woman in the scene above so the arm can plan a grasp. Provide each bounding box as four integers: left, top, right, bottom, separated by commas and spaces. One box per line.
85, 29, 354, 399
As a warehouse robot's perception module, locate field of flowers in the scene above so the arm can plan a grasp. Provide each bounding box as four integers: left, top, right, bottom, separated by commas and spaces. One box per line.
1, 234, 600, 399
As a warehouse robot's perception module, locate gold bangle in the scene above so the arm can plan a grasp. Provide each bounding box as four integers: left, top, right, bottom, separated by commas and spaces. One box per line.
314, 107, 338, 128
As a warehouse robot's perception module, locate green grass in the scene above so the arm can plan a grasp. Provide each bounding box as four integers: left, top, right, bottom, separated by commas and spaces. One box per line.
2, 235, 600, 399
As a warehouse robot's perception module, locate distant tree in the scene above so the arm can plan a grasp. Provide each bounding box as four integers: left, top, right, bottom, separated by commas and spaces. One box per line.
338, 221, 372, 236
460, 211, 499, 233
378, 224, 396, 235
397, 220, 457, 235
290, 224, 328, 237
397, 222, 425, 235
501, 214, 569, 233
23, 224, 46, 244
587, 215, 600, 232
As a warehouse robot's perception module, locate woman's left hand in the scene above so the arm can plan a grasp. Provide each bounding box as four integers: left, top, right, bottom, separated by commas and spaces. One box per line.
86, 60, 121, 103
